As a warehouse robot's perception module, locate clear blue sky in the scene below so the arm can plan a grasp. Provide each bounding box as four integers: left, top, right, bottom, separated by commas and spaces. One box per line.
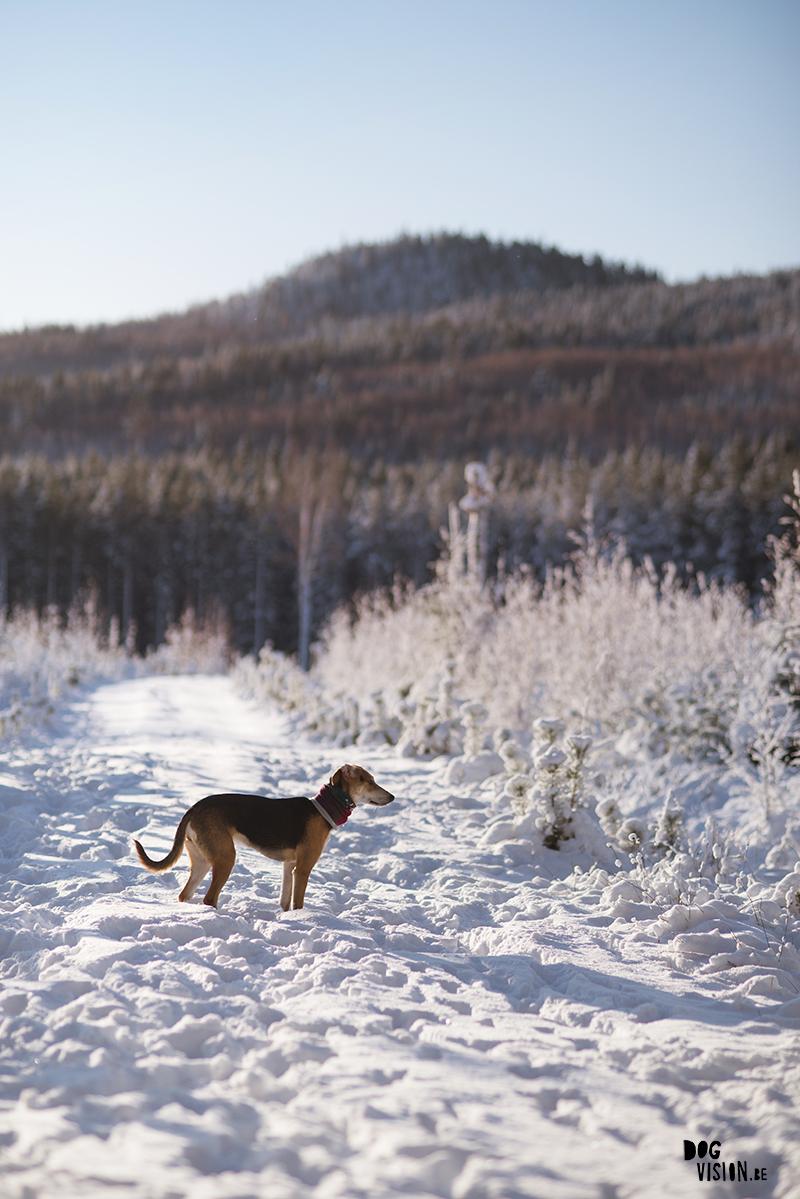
1, 0, 798, 330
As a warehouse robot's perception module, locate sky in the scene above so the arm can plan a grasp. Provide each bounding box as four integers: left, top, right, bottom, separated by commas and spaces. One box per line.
1, 0, 798, 331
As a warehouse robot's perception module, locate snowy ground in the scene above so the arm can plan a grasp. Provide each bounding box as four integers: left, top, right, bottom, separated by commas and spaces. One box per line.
1, 676, 799, 1199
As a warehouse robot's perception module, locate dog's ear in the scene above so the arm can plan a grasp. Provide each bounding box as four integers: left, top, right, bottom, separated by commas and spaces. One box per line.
331, 767, 345, 788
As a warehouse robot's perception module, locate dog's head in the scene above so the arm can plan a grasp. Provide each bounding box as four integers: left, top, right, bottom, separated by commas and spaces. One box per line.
331, 763, 394, 806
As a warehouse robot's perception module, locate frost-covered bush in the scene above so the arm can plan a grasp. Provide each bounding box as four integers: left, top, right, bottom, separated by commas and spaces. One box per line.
497, 734, 531, 777
236, 644, 311, 713
313, 576, 495, 719
146, 607, 230, 675
481, 716, 610, 859
236, 641, 360, 746
460, 701, 489, 756
236, 641, 462, 752
586, 811, 800, 994
503, 772, 535, 817
357, 691, 400, 747
395, 661, 466, 757
714, 472, 800, 817
240, 495, 800, 782
0, 597, 248, 739
0, 598, 130, 735
765, 827, 800, 870
576, 848, 800, 1000
304, 527, 756, 762
651, 791, 685, 857
238, 519, 775, 796
772, 865, 800, 916
524, 723, 602, 851
442, 700, 504, 785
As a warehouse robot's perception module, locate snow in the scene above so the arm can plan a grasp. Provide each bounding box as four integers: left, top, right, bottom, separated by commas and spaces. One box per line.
1, 676, 799, 1198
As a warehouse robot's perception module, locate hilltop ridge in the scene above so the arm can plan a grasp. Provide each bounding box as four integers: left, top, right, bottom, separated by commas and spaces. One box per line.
243, 232, 658, 331
0, 233, 656, 374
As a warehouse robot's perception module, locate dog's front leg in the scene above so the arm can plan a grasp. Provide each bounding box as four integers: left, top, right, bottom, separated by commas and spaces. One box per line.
290, 863, 310, 909
291, 840, 325, 909
280, 859, 294, 911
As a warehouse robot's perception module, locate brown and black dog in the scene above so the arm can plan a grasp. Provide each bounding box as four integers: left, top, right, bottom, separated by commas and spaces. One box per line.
133, 763, 394, 910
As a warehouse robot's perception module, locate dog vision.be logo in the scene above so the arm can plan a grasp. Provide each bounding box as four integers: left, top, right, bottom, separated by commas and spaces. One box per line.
684, 1140, 769, 1183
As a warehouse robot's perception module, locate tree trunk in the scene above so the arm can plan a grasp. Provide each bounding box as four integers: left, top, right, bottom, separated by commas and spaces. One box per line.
47, 536, 57, 608
254, 539, 267, 655
448, 502, 464, 584
297, 494, 328, 672
0, 543, 7, 618
122, 552, 133, 645
70, 539, 82, 604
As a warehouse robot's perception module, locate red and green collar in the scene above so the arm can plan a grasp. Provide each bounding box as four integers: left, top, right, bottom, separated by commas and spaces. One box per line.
308, 782, 355, 828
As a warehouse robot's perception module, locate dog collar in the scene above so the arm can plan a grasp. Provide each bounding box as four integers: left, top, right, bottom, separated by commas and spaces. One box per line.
308, 783, 355, 828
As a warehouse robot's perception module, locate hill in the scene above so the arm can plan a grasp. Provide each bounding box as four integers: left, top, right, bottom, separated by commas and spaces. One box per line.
246, 232, 657, 330
0, 234, 657, 376
0, 233, 796, 461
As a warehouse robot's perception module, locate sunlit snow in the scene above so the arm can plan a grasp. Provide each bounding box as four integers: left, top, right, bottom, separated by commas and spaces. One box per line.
0, 676, 798, 1197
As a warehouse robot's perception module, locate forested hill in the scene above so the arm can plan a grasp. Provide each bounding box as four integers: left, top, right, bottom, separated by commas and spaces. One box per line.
0, 235, 657, 376
0, 232, 797, 461
244, 234, 658, 332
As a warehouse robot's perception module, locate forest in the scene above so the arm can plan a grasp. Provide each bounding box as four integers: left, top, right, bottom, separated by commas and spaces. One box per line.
0, 233, 797, 655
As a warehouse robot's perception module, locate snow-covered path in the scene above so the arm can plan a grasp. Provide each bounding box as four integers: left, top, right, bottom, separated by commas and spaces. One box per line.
0, 676, 798, 1198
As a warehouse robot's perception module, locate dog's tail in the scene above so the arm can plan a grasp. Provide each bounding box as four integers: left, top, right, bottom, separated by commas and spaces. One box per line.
133, 811, 191, 872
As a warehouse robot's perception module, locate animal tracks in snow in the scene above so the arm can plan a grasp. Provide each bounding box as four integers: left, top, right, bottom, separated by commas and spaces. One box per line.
0, 676, 798, 1197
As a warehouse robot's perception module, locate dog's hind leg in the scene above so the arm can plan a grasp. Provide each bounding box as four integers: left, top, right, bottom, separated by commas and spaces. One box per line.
201, 837, 236, 909
280, 859, 295, 912
179, 836, 211, 903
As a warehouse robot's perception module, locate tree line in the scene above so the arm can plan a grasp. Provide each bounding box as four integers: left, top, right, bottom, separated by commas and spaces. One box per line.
0, 437, 794, 659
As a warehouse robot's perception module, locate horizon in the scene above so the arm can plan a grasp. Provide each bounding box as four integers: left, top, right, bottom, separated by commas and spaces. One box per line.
2, 0, 798, 332
2, 228, 792, 337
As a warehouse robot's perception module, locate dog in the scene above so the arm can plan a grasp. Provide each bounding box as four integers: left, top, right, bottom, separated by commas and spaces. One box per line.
133, 763, 394, 910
